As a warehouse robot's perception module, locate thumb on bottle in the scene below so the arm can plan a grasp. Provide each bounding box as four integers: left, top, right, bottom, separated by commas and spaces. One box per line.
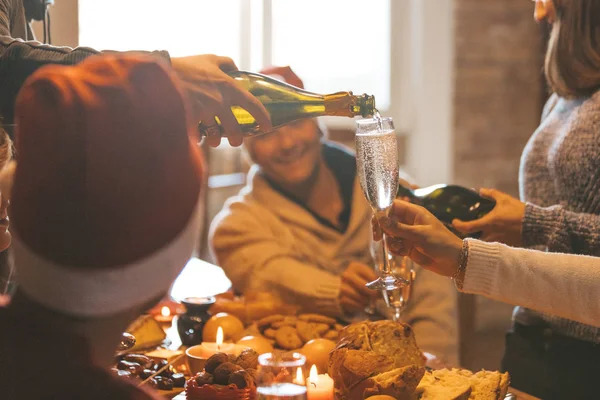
479, 187, 500, 199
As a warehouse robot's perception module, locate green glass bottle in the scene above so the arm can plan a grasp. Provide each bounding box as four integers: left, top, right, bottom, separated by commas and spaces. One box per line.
397, 184, 496, 238
197, 71, 376, 138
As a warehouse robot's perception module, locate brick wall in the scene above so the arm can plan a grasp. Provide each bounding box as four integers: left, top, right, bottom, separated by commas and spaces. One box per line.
453, 0, 544, 196
453, 0, 547, 370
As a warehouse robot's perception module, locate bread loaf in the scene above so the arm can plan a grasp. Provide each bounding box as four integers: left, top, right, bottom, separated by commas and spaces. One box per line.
415, 368, 510, 400
454, 369, 510, 400
415, 369, 472, 400
362, 365, 425, 400
334, 320, 426, 368
328, 321, 426, 400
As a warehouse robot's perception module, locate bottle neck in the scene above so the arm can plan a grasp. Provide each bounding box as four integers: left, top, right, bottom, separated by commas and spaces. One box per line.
323, 92, 375, 118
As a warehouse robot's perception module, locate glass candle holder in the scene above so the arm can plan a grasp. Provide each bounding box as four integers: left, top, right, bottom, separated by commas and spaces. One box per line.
257, 352, 307, 400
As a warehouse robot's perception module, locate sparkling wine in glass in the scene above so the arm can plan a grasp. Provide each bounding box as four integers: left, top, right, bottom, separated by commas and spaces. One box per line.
356, 116, 407, 291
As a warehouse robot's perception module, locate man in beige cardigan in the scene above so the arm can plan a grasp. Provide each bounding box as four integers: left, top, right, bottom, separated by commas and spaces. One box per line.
210, 67, 458, 363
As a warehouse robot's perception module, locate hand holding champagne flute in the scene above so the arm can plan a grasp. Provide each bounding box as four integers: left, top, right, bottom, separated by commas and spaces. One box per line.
375, 199, 464, 279
371, 236, 416, 321
355, 116, 408, 293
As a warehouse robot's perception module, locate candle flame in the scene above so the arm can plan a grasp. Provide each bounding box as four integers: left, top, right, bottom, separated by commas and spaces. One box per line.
216, 326, 224, 348
294, 367, 305, 385
160, 306, 170, 317
309, 364, 318, 384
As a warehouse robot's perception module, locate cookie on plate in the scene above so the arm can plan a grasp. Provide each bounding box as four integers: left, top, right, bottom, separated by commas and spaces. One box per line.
298, 314, 336, 325
257, 314, 284, 329
296, 320, 320, 343
275, 326, 303, 350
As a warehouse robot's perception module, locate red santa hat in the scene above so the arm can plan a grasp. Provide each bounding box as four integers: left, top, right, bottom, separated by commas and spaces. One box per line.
10, 54, 205, 317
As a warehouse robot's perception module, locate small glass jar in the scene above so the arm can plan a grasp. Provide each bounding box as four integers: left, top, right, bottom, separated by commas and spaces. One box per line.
256, 352, 307, 400
177, 296, 215, 346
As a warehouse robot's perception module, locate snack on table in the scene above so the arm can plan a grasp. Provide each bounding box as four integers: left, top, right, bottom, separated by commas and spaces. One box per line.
125, 315, 167, 352
236, 335, 274, 355
328, 320, 426, 400
251, 313, 344, 351
209, 292, 299, 325
452, 369, 510, 400
327, 321, 510, 400
414, 368, 510, 400
415, 369, 472, 400
111, 352, 186, 390
275, 325, 303, 349
186, 350, 259, 400
300, 338, 337, 373
203, 313, 246, 342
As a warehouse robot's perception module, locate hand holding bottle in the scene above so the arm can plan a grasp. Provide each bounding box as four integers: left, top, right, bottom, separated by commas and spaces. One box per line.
171, 54, 272, 147
339, 262, 380, 314
451, 188, 525, 246
376, 200, 463, 278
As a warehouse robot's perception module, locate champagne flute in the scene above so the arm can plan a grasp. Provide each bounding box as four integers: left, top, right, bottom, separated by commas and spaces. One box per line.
356, 117, 407, 291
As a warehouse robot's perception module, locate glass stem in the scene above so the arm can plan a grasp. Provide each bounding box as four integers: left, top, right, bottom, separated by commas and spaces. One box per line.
392, 307, 402, 322
381, 233, 393, 276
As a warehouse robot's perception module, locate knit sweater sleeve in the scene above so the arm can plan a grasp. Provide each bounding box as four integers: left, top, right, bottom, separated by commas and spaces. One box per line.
400, 266, 459, 365
522, 203, 600, 255
209, 203, 343, 318
462, 239, 600, 328
0, 36, 170, 124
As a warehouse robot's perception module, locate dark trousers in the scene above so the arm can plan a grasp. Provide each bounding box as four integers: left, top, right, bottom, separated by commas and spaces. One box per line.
502, 322, 600, 400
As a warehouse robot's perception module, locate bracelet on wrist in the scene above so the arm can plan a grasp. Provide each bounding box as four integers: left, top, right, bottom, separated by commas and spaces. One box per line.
451, 239, 469, 290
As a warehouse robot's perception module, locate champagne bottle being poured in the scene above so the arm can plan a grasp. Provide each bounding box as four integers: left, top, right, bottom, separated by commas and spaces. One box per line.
197, 71, 376, 138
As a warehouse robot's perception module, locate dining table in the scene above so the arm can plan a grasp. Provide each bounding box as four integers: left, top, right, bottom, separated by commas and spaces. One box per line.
158, 258, 541, 400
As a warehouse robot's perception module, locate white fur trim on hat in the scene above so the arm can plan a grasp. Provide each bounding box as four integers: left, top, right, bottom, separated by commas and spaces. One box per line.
12, 192, 204, 318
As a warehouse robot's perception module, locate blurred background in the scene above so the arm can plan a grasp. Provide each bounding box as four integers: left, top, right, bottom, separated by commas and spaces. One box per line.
35, 0, 548, 372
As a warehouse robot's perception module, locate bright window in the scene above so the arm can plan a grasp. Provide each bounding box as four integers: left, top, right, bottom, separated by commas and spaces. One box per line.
271, 0, 391, 109
79, 1, 243, 61
79, 0, 395, 113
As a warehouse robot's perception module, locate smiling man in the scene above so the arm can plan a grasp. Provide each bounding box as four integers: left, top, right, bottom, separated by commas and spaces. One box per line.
209, 67, 458, 363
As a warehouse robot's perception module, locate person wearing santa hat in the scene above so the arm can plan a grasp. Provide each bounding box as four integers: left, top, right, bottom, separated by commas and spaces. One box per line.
0, 54, 205, 399
210, 66, 459, 364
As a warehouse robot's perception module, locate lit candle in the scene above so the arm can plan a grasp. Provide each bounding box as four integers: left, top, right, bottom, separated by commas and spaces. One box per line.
154, 305, 174, 326
151, 299, 184, 324
293, 367, 305, 386
307, 365, 334, 400
196, 327, 235, 358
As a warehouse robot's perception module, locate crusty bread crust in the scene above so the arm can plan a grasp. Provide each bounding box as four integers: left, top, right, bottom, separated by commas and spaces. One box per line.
497, 372, 510, 399
329, 321, 426, 400
415, 370, 472, 400
440, 368, 511, 400
363, 365, 425, 399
